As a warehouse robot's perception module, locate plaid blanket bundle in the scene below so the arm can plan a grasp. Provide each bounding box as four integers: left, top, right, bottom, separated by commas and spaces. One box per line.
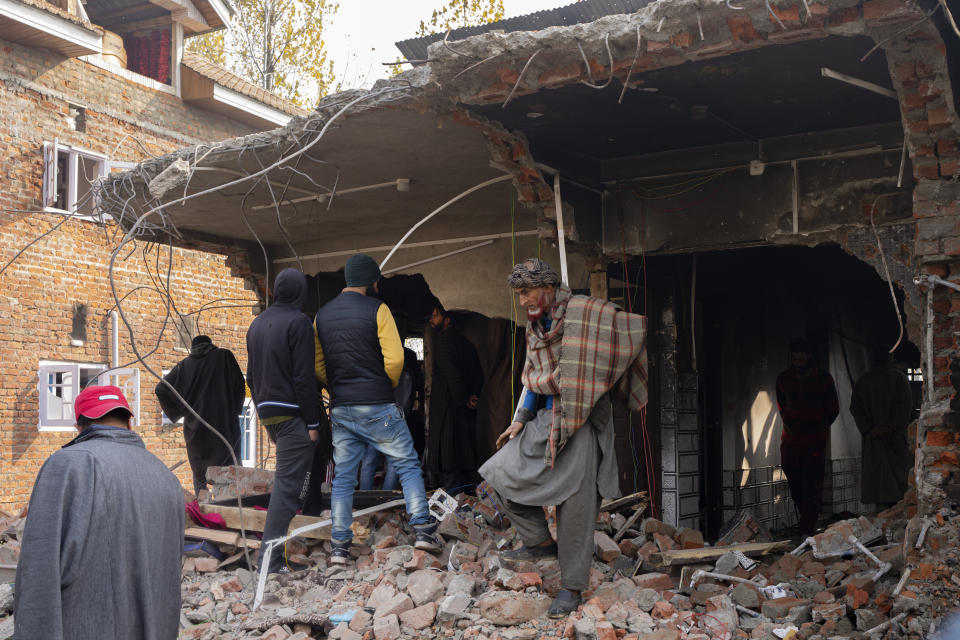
522, 287, 649, 466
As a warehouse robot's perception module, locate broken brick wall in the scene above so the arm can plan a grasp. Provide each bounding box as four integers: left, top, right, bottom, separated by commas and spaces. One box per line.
880, 18, 960, 518
425, 0, 959, 523
0, 37, 269, 511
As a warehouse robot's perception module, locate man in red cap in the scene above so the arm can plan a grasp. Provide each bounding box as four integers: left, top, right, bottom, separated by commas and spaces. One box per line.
14, 385, 184, 640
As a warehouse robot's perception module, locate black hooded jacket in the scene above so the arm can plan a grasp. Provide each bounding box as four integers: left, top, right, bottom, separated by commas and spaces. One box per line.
245, 269, 321, 428
155, 339, 245, 446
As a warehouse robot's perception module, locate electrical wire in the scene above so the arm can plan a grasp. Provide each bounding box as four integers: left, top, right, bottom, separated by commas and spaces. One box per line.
868, 195, 905, 354
629, 170, 731, 200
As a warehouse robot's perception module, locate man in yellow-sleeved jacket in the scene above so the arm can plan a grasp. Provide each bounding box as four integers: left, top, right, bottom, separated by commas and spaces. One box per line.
314, 254, 441, 566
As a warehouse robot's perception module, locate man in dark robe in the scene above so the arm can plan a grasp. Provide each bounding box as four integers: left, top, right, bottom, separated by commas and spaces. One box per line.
850, 350, 914, 508
775, 337, 839, 535
156, 334, 245, 497
427, 304, 484, 494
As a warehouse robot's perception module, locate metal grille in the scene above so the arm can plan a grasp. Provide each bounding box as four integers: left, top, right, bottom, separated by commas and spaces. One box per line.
720, 457, 868, 532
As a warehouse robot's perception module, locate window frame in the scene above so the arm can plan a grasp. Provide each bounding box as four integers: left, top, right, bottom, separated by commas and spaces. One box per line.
239, 395, 257, 467
37, 360, 108, 431
42, 140, 110, 222
98, 367, 140, 427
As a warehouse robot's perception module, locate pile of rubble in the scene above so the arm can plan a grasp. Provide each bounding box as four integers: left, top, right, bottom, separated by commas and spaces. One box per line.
2, 488, 960, 639
171, 488, 960, 640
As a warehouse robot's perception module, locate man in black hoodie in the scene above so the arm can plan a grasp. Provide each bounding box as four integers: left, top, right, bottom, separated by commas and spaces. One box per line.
246, 268, 321, 573
156, 335, 246, 497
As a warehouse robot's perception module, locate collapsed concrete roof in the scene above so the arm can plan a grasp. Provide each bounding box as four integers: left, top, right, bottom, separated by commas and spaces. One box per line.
98, 0, 931, 273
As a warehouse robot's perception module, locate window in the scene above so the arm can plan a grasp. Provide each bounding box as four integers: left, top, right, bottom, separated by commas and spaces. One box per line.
99, 368, 141, 427
239, 396, 257, 467
67, 104, 86, 132
908, 367, 924, 382
159, 369, 184, 426
37, 362, 140, 431
42, 141, 106, 219
38, 361, 105, 430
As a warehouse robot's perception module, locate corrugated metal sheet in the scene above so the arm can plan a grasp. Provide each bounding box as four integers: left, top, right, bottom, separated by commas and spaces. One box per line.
395, 0, 656, 61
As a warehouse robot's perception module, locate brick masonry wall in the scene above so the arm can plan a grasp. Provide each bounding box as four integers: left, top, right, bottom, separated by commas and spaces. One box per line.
881, 20, 960, 515
0, 38, 269, 511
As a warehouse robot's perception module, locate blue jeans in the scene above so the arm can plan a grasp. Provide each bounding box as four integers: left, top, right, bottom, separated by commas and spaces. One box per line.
359, 444, 398, 491
330, 403, 429, 542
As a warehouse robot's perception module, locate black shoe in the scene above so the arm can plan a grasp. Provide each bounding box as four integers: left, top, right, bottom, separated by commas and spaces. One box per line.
501, 542, 558, 566
547, 589, 581, 618
330, 540, 351, 566
413, 517, 443, 553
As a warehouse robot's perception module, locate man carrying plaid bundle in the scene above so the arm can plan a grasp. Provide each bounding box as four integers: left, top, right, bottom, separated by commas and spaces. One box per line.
479, 258, 648, 618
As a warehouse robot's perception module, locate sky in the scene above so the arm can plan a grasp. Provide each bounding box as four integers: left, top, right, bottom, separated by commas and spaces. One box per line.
322, 0, 568, 89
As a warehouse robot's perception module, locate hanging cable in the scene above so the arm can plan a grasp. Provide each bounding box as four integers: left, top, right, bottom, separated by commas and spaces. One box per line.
869, 195, 905, 354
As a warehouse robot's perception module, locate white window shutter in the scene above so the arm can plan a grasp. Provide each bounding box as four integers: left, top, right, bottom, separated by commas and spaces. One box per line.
38, 363, 79, 429
99, 367, 140, 426
42, 140, 58, 208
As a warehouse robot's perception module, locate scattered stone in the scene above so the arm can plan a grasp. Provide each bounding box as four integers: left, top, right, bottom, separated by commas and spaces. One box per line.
373, 613, 401, 640
479, 592, 551, 626
633, 572, 674, 591
373, 593, 414, 620
438, 593, 472, 622
855, 607, 886, 631
399, 602, 437, 630
406, 569, 444, 606
349, 609, 372, 632
594, 531, 620, 562
447, 573, 477, 596
329, 622, 363, 640
730, 582, 762, 609
635, 587, 661, 612
260, 625, 290, 640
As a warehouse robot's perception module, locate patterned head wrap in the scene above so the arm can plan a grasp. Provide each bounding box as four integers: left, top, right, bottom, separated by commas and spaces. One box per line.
507, 258, 560, 288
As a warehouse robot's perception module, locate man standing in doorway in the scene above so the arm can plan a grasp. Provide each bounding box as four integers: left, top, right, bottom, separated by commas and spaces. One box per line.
315, 254, 440, 565
427, 303, 484, 494
850, 348, 914, 509
776, 337, 840, 536
156, 334, 246, 499
480, 258, 648, 618
15, 385, 184, 640
246, 268, 321, 573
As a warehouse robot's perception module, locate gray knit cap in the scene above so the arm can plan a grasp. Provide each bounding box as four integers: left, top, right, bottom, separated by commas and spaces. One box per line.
507, 258, 560, 288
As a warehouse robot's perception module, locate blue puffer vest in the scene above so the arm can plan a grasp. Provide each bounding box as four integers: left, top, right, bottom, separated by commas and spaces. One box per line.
315, 291, 395, 407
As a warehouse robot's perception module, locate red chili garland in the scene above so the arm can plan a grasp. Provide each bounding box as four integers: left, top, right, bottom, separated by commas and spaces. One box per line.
121, 29, 171, 84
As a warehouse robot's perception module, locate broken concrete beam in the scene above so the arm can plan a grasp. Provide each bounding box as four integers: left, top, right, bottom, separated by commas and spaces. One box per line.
148, 158, 191, 200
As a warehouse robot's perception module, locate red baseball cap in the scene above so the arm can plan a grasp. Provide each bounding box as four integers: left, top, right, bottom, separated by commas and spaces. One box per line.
74, 385, 133, 422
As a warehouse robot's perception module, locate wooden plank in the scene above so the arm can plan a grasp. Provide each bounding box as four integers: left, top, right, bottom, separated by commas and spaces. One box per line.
613, 507, 645, 542
600, 491, 648, 513
200, 504, 369, 542
184, 526, 261, 549
646, 540, 792, 569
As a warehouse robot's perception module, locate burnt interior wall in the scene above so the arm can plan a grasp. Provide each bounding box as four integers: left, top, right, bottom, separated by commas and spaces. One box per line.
628, 245, 920, 534
603, 150, 913, 257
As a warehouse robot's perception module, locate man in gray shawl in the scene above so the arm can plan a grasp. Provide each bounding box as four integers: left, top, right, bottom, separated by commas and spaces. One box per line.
480, 258, 648, 618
